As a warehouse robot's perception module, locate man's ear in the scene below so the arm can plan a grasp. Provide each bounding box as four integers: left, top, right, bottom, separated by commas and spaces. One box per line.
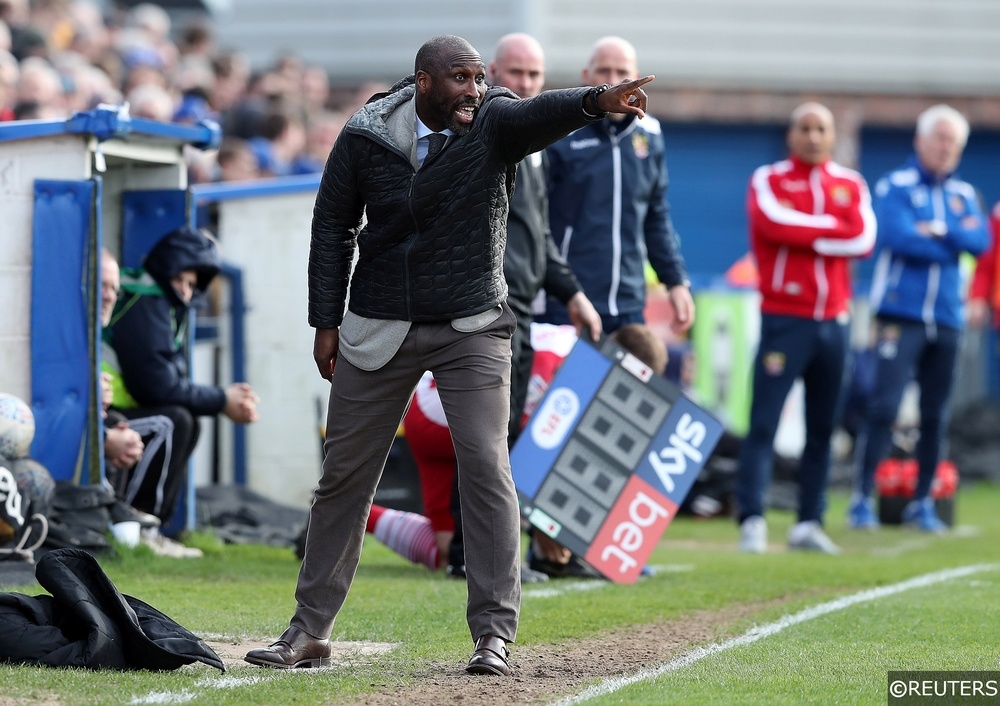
416, 70, 430, 94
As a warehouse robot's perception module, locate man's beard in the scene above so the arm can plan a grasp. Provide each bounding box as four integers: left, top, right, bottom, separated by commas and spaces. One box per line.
431, 94, 477, 136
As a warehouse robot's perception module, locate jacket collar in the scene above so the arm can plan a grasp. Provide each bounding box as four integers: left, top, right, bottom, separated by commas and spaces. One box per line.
601, 113, 638, 136
349, 81, 416, 155
908, 155, 953, 185
787, 155, 830, 173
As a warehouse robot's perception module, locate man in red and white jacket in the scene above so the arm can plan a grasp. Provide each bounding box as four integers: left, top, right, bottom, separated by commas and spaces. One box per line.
968, 202, 1000, 396
736, 102, 876, 555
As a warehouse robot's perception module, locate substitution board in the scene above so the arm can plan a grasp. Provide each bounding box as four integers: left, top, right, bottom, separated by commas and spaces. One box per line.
511, 336, 724, 584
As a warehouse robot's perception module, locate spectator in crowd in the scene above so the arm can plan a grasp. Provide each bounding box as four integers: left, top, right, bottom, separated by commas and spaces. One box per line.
542, 35, 693, 335
247, 108, 306, 177
55, 52, 120, 113
736, 102, 876, 555
118, 42, 167, 95
290, 109, 343, 174
243, 34, 653, 676
220, 68, 278, 139
0, 48, 17, 119
215, 136, 260, 182
298, 63, 331, 123
269, 52, 303, 104
125, 81, 173, 121
120, 2, 176, 73
15, 55, 65, 116
339, 80, 389, 118
177, 19, 214, 61
103, 226, 259, 539
67, 0, 116, 69
27, 0, 74, 55
209, 50, 250, 122
10, 23, 46, 62
847, 104, 989, 533
967, 201, 1000, 397
170, 54, 216, 122
0, 0, 28, 29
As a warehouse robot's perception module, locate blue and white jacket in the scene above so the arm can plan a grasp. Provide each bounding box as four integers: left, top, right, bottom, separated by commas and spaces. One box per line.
544, 114, 687, 320
869, 156, 989, 332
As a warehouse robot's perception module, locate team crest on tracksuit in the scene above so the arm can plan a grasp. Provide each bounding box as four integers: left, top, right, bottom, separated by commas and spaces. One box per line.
632, 132, 649, 159
831, 185, 853, 207
763, 352, 786, 376
877, 324, 901, 360
949, 194, 966, 216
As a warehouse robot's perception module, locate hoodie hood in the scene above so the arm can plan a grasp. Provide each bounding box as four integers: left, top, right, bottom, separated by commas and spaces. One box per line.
143, 226, 221, 304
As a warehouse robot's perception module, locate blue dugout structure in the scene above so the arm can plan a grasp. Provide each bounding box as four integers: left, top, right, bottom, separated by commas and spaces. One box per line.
0, 106, 220, 529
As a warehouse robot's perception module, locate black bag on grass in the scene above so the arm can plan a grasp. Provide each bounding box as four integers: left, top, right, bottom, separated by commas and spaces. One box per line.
42, 482, 115, 554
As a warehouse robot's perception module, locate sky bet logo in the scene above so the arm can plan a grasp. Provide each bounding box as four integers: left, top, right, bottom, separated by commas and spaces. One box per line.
646, 413, 707, 496
637, 400, 719, 505
585, 404, 720, 583
584, 475, 674, 582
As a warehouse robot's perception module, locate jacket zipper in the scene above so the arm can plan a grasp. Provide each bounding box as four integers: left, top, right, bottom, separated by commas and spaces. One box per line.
810, 166, 829, 320
403, 173, 417, 317
608, 131, 623, 317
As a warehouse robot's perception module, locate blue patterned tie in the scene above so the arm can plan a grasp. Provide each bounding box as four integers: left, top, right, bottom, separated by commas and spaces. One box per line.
425, 133, 446, 163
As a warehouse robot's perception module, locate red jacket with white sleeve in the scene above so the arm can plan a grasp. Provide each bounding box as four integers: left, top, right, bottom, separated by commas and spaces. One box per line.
748, 155, 877, 320
969, 202, 1000, 328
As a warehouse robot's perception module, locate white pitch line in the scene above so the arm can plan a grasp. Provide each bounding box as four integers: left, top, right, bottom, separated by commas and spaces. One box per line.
129, 690, 195, 705
524, 580, 609, 599
549, 563, 998, 706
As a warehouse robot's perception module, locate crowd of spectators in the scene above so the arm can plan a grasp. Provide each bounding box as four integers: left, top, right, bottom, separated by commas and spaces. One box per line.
0, 0, 370, 184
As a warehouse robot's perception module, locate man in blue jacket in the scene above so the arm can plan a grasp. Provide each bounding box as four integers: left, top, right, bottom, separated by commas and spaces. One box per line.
542, 36, 694, 335
848, 104, 989, 533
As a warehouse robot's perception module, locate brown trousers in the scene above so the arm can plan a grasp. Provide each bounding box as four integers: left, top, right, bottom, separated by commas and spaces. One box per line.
291, 306, 521, 643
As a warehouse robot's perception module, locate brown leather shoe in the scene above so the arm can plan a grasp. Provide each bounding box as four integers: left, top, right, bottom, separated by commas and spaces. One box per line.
465, 635, 512, 676
244, 626, 333, 669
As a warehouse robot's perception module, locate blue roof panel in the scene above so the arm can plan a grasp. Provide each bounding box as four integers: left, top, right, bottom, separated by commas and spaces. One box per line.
0, 104, 221, 149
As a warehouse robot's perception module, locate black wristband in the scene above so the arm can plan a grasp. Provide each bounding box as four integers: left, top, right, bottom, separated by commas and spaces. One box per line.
584, 83, 611, 117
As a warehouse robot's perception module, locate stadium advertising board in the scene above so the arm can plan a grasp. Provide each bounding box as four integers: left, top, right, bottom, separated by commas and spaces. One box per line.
511, 338, 724, 584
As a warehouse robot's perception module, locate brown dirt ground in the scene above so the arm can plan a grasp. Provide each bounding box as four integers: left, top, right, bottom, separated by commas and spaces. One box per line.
209, 600, 779, 706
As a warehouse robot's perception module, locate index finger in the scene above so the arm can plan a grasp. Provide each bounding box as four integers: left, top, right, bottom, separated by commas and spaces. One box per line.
624, 75, 654, 90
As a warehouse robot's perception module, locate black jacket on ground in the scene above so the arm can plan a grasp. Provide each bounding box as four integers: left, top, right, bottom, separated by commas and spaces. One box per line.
308, 76, 599, 328
0, 548, 224, 671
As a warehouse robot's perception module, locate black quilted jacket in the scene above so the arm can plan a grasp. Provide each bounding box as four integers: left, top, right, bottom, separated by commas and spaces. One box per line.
308, 76, 597, 327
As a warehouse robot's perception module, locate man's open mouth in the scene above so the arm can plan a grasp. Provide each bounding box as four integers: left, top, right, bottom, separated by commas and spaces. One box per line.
455, 104, 477, 123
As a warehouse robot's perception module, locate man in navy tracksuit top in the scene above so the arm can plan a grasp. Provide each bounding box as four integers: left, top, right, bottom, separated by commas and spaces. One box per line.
848, 104, 989, 533
542, 36, 693, 335
737, 103, 876, 555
